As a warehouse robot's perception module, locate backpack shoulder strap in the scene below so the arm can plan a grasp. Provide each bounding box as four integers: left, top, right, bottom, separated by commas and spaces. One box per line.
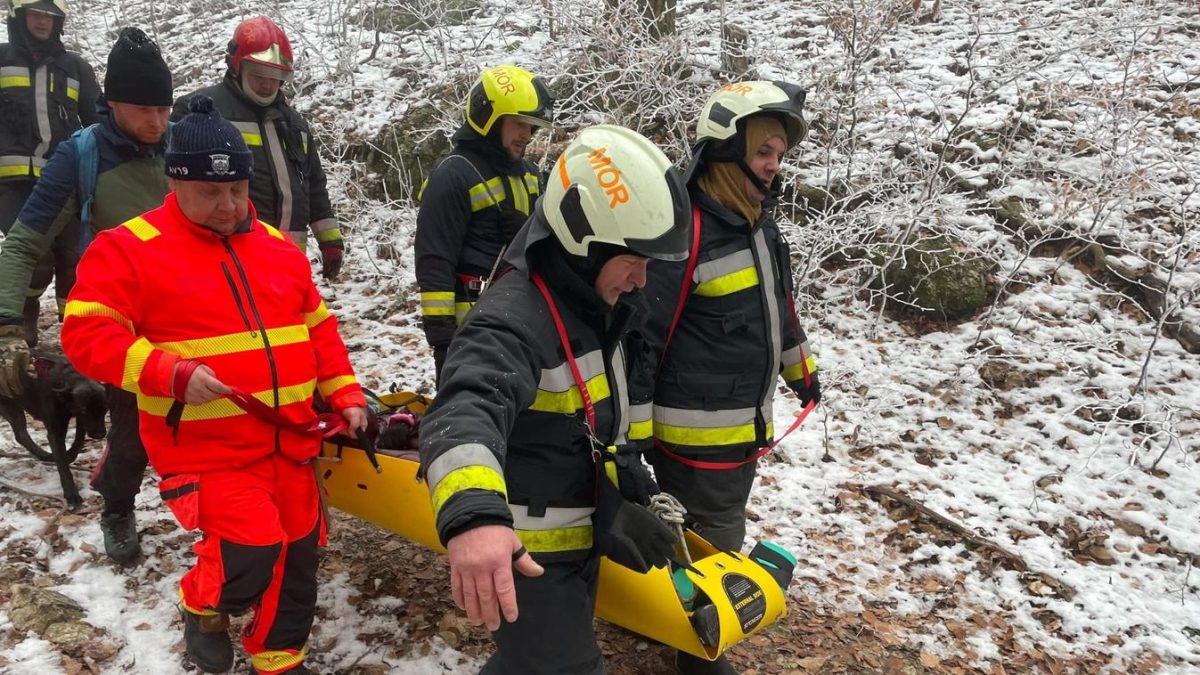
73, 124, 100, 249
659, 205, 703, 362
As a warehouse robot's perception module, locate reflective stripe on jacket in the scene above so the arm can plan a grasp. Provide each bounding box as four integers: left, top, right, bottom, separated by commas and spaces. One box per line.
60, 193, 364, 475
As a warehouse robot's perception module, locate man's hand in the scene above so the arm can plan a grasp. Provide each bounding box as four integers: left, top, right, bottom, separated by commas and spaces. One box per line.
319, 241, 344, 280
183, 364, 232, 405
0, 325, 32, 397
447, 525, 543, 631
341, 406, 368, 432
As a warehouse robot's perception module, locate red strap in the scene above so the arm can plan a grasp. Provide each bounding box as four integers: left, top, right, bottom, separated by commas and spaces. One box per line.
661, 205, 703, 363
225, 387, 348, 438
530, 272, 596, 433
172, 360, 203, 401
654, 400, 816, 470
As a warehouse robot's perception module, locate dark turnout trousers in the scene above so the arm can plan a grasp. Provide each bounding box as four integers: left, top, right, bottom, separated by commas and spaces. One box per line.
480, 556, 604, 675
91, 386, 149, 514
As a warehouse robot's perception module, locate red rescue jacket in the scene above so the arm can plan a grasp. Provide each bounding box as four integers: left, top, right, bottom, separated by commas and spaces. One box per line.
62, 193, 364, 475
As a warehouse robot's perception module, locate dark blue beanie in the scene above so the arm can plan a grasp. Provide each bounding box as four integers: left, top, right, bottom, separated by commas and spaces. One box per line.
166, 95, 253, 182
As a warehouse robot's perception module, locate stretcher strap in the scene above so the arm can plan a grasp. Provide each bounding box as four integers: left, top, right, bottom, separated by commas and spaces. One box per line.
530, 272, 597, 434
654, 400, 816, 471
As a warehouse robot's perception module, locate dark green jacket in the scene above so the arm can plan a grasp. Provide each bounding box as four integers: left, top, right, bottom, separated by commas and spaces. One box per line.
0, 102, 168, 325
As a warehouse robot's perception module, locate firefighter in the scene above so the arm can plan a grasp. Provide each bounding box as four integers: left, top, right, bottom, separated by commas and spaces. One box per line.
642, 81, 821, 675
0, 26, 173, 564
173, 15, 345, 279
414, 64, 552, 381
420, 125, 689, 674
0, 0, 99, 344
61, 95, 367, 675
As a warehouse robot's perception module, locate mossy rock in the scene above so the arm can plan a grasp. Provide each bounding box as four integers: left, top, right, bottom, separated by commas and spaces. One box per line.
874, 236, 992, 321
363, 76, 474, 202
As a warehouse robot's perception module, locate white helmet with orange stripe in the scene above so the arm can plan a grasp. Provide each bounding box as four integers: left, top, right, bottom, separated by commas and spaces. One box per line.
541, 125, 690, 262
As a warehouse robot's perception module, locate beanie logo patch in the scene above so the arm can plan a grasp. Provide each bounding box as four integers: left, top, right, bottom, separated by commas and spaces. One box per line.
210, 154, 231, 176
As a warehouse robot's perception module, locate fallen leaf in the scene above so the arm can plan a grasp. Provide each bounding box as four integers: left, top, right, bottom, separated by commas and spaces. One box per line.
920, 650, 941, 668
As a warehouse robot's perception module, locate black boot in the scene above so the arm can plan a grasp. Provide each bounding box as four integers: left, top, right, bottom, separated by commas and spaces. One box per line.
676, 651, 738, 675
182, 607, 234, 673
100, 510, 142, 564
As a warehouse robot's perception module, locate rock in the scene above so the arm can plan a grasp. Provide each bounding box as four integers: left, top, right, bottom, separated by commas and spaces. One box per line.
44, 620, 99, 653
875, 235, 992, 320
9, 584, 85, 635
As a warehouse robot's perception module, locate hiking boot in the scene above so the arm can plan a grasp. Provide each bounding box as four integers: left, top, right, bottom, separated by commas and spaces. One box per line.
182, 607, 234, 673
676, 651, 738, 675
100, 511, 142, 564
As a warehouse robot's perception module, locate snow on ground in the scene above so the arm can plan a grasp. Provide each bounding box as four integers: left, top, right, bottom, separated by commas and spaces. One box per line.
1, 0, 1197, 673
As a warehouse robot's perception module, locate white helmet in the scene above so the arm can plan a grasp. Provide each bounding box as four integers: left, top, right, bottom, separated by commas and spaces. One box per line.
695, 80, 808, 155
9, 0, 66, 19
542, 125, 689, 261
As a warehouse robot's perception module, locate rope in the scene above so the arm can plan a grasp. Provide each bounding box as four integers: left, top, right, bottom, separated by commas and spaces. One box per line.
649, 492, 692, 566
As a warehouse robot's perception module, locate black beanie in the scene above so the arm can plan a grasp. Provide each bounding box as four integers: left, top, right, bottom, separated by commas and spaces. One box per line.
166, 96, 253, 182
104, 27, 173, 106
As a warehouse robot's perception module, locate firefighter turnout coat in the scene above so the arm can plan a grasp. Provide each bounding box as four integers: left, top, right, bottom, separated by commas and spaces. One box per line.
414, 132, 542, 352
61, 193, 364, 475
646, 190, 817, 462
0, 17, 99, 185
419, 213, 653, 562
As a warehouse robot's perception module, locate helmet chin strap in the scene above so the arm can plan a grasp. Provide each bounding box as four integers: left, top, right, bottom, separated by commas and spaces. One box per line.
735, 157, 779, 200
238, 72, 277, 106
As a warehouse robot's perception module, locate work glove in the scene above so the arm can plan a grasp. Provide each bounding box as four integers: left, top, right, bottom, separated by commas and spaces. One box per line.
319, 240, 344, 280
793, 371, 821, 407
498, 206, 529, 241
614, 451, 660, 507
594, 476, 676, 573
0, 324, 32, 397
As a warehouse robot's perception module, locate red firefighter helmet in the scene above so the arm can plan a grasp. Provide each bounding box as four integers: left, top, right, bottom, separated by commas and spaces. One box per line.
226, 16, 294, 77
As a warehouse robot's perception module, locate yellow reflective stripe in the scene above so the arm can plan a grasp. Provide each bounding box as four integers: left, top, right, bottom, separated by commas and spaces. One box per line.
508, 176, 529, 215
694, 267, 760, 297
524, 172, 540, 195
317, 374, 357, 398
64, 300, 134, 333
139, 379, 317, 420
417, 178, 429, 202
529, 373, 611, 414
156, 325, 309, 359
782, 356, 818, 382
455, 301, 472, 325
0, 165, 33, 178
178, 588, 219, 616
241, 132, 263, 146
468, 177, 506, 212
654, 420, 774, 447
250, 647, 307, 673
122, 338, 154, 393
304, 302, 331, 329
123, 216, 161, 242
0, 76, 30, 88
431, 465, 507, 517
629, 418, 653, 440
421, 292, 456, 317
261, 223, 286, 241
314, 227, 342, 243
516, 526, 594, 553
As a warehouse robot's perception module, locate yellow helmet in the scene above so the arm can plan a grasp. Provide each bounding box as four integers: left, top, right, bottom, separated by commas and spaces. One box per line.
465, 65, 553, 137
9, 0, 66, 19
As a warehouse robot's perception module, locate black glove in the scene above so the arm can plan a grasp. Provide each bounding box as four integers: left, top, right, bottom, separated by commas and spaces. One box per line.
794, 371, 821, 407
594, 477, 676, 573
614, 451, 659, 507
319, 240, 344, 280
498, 207, 528, 241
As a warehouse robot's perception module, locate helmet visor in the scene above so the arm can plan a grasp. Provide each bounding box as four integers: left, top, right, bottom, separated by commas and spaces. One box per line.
242, 59, 293, 82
